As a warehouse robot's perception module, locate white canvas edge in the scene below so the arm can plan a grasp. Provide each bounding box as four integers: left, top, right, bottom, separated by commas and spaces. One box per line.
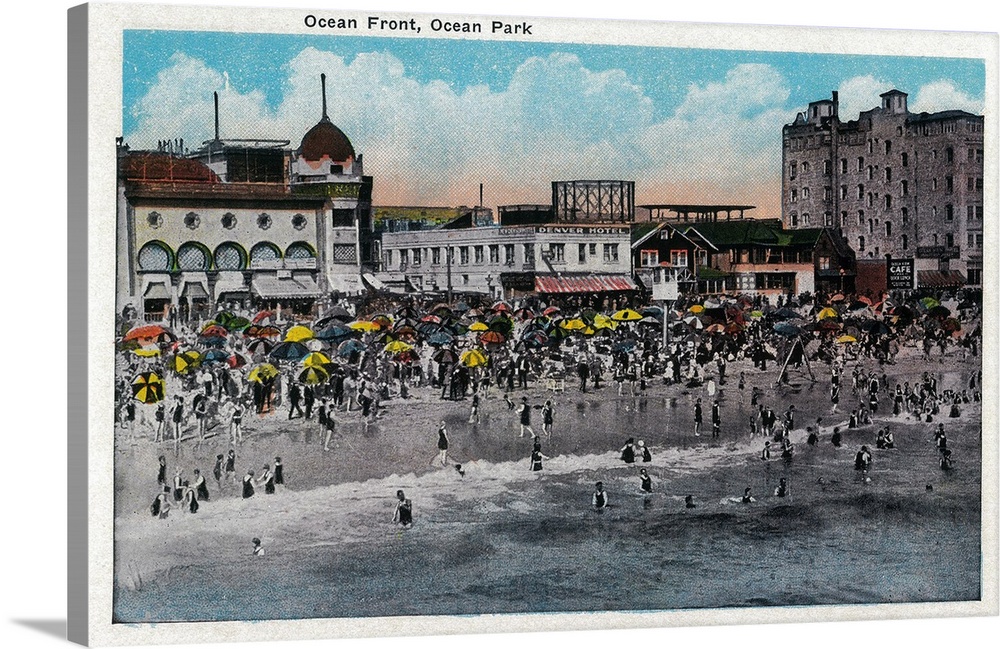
70, 2, 1000, 646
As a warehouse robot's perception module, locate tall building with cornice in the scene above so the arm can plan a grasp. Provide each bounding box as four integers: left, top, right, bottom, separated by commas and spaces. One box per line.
781, 90, 984, 288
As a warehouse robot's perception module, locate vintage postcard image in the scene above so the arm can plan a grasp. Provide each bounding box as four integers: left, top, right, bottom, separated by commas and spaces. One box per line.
70, 2, 998, 645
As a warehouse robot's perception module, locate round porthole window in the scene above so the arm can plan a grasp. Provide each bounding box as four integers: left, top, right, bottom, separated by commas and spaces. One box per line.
221, 212, 237, 229
257, 213, 272, 230
292, 214, 308, 230
184, 212, 201, 230
146, 211, 163, 229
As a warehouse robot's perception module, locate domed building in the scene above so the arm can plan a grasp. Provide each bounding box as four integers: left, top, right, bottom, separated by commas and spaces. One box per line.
116, 75, 375, 323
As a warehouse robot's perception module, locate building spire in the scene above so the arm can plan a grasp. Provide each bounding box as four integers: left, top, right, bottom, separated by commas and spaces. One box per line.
213, 91, 220, 140
321, 73, 328, 120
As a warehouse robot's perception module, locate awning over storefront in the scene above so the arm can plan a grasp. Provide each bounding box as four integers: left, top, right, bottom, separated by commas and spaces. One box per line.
215, 271, 248, 295
362, 272, 386, 291
917, 270, 967, 288
251, 274, 323, 299
535, 274, 638, 294
143, 281, 171, 300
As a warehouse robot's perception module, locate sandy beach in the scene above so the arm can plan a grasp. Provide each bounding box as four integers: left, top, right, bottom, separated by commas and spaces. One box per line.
112, 344, 983, 622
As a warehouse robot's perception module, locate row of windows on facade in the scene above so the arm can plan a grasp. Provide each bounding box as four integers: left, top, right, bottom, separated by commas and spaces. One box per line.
789, 121, 982, 152
791, 203, 984, 231
386, 242, 621, 269
788, 146, 984, 180
146, 211, 310, 232
639, 248, 814, 268
853, 231, 982, 254
135, 239, 357, 271
790, 175, 982, 205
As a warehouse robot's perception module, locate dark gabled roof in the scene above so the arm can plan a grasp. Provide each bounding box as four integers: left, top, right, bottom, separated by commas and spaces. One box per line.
682, 219, 783, 247
631, 222, 663, 246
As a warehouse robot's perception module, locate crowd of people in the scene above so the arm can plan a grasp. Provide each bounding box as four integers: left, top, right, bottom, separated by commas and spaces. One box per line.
114, 286, 982, 528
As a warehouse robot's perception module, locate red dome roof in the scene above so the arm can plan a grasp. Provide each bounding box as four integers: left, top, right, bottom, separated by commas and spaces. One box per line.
298, 117, 355, 163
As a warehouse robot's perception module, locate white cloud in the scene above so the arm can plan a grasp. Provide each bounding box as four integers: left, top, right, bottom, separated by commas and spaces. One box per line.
834, 75, 892, 121
125, 51, 798, 211
911, 80, 984, 115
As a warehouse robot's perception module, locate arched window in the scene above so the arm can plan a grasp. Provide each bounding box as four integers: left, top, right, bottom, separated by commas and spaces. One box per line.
137, 240, 173, 271
214, 242, 247, 270
176, 242, 211, 270
285, 241, 317, 259
250, 242, 282, 266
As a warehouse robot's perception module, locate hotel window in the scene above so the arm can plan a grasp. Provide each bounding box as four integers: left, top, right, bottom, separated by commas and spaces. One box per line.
885, 168, 892, 182
790, 188, 798, 203
976, 178, 983, 192
640, 250, 659, 267
858, 236, 866, 252
946, 234, 954, 248
968, 206, 975, 222
901, 180, 908, 196
385, 250, 393, 269
669, 250, 688, 267
857, 184, 864, 200
603, 243, 619, 263
802, 187, 810, 200
840, 185, 848, 199
841, 211, 848, 227
399, 249, 409, 268
802, 213, 810, 226
177, 243, 209, 270
901, 152, 908, 167
946, 147, 954, 163
946, 176, 953, 193
885, 222, 892, 237
932, 178, 938, 191
824, 160, 832, 175
790, 213, 798, 228
885, 195, 892, 210
412, 248, 422, 266
802, 162, 810, 173
789, 161, 797, 179
818, 256, 831, 270
858, 157, 865, 172
550, 243, 565, 262
858, 210, 865, 226
968, 233, 975, 248
824, 186, 832, 201
841, 158, 848, 173
431, 248, 441, 265
138, 241, 172, 271
946, 204, 954, 221
332, 244, 356, 264
578, 243, 587, 263
901, 208, 909, 226
474, 246, 484, 264
589, 243, 597, 256
867, 166, 874, 181
459, 246, 470, 265
489, 245, 500, 264
901, 235, 908, 250
885, 140, 892, 155
697, 250, 709, 267
504, 244, 515, 265
825, 212, 833, 227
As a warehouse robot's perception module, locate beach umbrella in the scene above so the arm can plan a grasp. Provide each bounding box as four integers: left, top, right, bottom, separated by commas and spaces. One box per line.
682, 315, 703, 330
283, 325, 315, 343
305, 339, 326, 352
836, 335, 858, 344
773, 322, 803, 336
420, 314, 443, 324
641, 306, 664, 318
314, 324, 354, 342
725, 322, 745, 334
830, 293, 846, 303
369, 314, 394, 329
816, 307, 839, 321
298, 365, 330, 385
301, 351, 332, 368
132, 346, 161, 358
512, 307, 535, 321
814, 320, 843, 332
393, 325, 418, 340
491, 301, 512, 313
202, 349, 230, 364
252, 310, 277, 325
479, 330, 506, 345
246, 338, 275, 355
132, 371, 165, 404
348, 320, 381, 333
773, 308, 801, 320
612, 308, 643, 322
465, 308, 484, 319
451, 302, 471, 313
543, 306, 561, 317
520, 329, 549, 348
592, 314, 617, 330
244, 324, 281, 338
460, 348, 489, 368
395, 349, 420, 364
687, 304, 705, 314
750, 310, 764, 319
488, 315, 514, 336
427, 331, 455, 346
337, 339, 367, 359
612, 340, 637, 353
942, 317, 962, 333
928, 305, 951, 319
323, 305, 353, 321
430, 302, 452, 316
860, 321, 890, 336
227, 352, 248, 369
384, 340, 414, 355
123, 324, 174, 344
705, 323, 725, 334
247, 363, 279, 383
432, 348, 460, 365
172, 350, 202, 374
269, 341, 310, 362
560, 318, 588, 331
919, 297, 941, 310
638, 316, 662, 327
469, 321, 489, 332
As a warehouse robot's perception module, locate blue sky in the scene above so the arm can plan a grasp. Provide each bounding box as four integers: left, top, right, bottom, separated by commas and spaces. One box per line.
122, 30, 986, 213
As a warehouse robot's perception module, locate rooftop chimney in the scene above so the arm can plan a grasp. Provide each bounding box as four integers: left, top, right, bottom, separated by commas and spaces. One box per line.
213, 92, 220, 140
321, 74, 328, 120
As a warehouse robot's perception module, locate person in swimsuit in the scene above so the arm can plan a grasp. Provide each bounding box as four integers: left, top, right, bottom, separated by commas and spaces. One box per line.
193, 469, 210, 502
213, 454, 225, 491
529, 439, 549, 472
392, 490, 413, 528
252, 538, 264, 556
639, 468, 652, 493
592, 482, 608, 509
242, 469, 256, 499
258, 464, 275, 494
638, 440, 652, 463
225, 449, 237, 484
172, 468, 185, 502
157, 455, 167, 487
182, 480, 199, 513
541, 400, 554, 437
518, 397, 535, 438
273, 456, 284, 487
151, 486, 171, 519
774, 477, 788, 498
620, 437, 636, 464
693, 398, 703, 436
435, 421, 449, 467
741, 486, 755, 504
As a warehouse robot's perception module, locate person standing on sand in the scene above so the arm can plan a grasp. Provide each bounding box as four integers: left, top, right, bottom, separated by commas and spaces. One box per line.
435, 421, 450, 467
157, 455, 167, 487
518, 397, 535, 438
711, 399, 721, 438
242, 469, 256, 498
693, 398, 703, 437
274, 456, 284, 487
392, 490, 413, 528
468, 392, 481, 425
193, 469, 210, 502
541, 399, 554, 437
225, 449, 237, 484
324, 411, 336, 451
529, 439, 549, 472
258, 464, 275, 494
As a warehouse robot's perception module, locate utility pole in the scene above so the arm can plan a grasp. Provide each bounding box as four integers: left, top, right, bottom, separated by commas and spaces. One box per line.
446, 245, 453, 303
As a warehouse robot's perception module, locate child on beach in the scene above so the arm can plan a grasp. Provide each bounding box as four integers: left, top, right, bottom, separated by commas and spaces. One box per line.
392, 490, 413, 528
592, 482, 608, 509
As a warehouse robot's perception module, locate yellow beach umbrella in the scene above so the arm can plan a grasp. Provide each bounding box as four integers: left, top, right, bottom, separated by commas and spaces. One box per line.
383, 340, 414, 355
133, 346, 161, 358
284, 325, 315, 342
593, 314, 617, 330
301, 351, 331, 368
132, 371, 165, 404
688, 304, 705, 314
469, 321, 490, 332
460, 348, 489, 368
560, 318, 588, 331
298, 366, 330, 385
348, 320, 381, 332
836, 335, 858, 344
248, 363, 279, 383
173, 350, 202, 374
611, 308, 643, 322
817, 307, 839, 321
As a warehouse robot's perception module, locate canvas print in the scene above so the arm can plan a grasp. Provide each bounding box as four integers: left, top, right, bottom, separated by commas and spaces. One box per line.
81, 2, 995, 641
